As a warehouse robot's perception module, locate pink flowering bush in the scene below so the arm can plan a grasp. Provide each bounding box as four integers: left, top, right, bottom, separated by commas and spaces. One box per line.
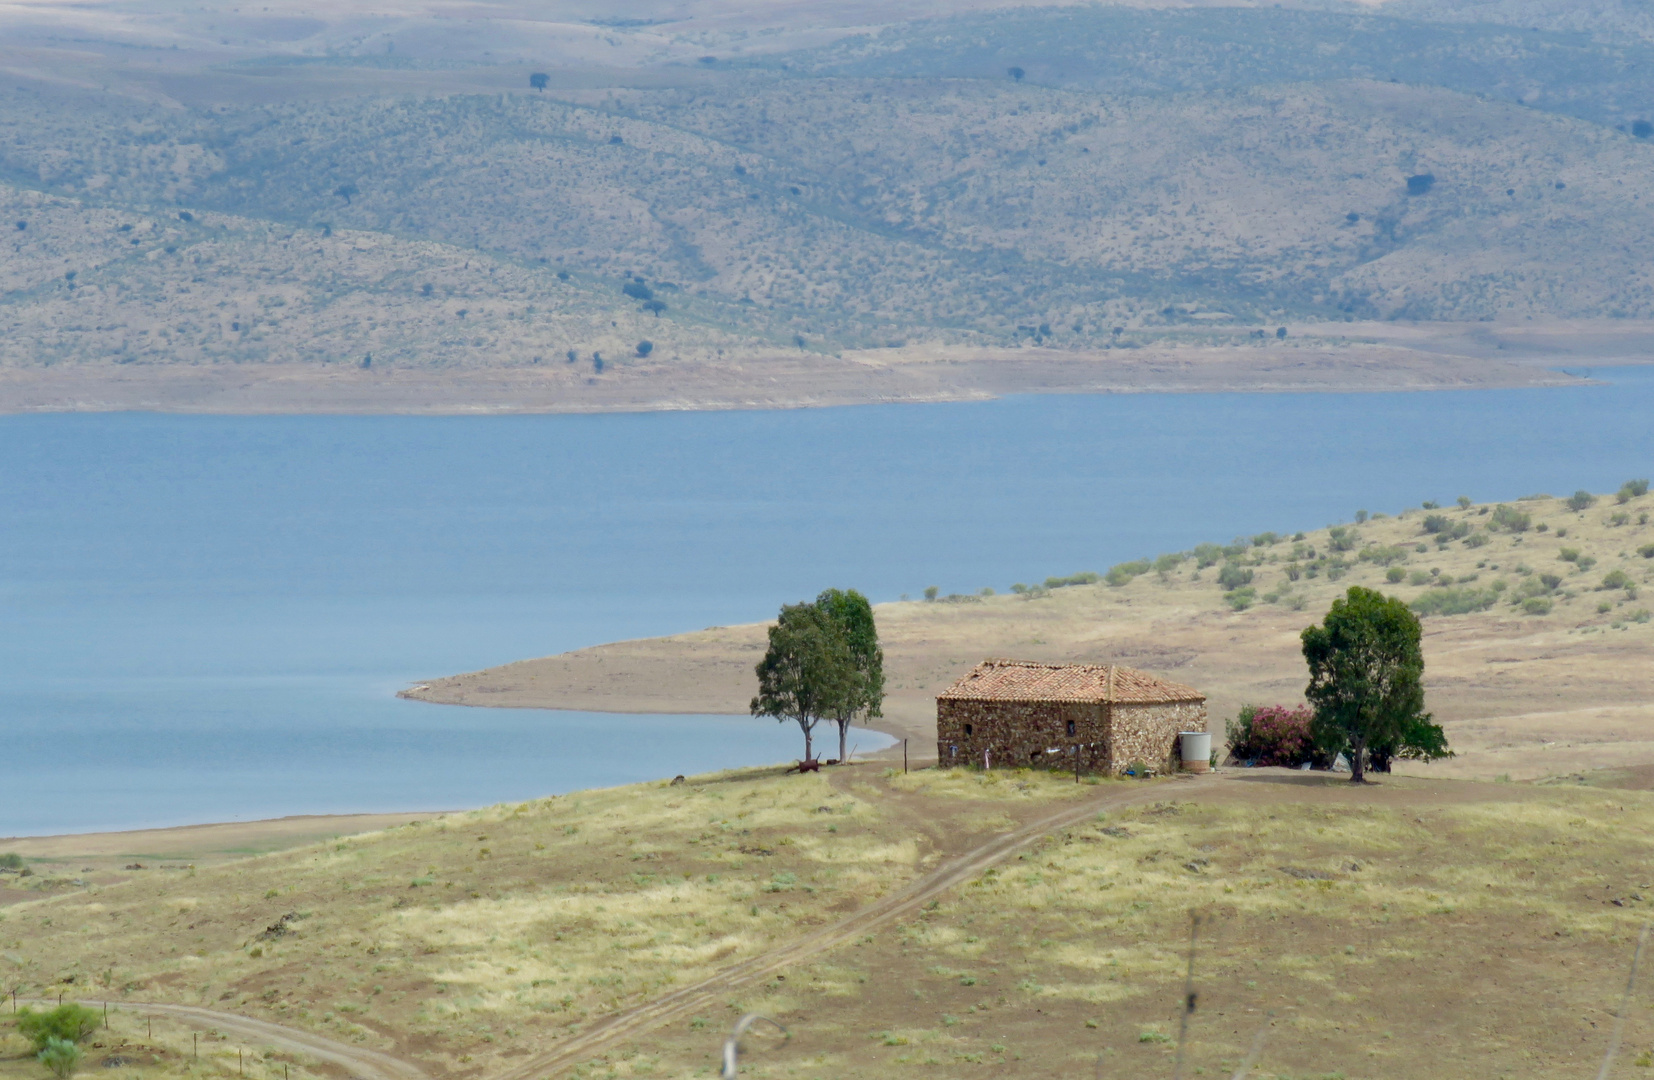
1226, 704, 1315, 766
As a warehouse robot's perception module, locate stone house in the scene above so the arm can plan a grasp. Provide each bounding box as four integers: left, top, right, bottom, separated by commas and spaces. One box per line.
936, 659, 1207, 775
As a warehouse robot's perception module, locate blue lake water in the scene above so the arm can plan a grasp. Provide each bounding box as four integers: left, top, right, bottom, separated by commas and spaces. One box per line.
5, 366, 1653, 836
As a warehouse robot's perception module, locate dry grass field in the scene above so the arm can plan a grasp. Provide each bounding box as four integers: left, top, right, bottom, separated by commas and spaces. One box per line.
6, 767, 1654, 1079
411, 485, 1654, 783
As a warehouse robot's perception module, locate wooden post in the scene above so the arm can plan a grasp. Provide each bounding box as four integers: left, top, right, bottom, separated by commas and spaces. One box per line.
1075, 745, 1081, 784
58, 991, 63, 1006
148, 1016, 152, 1040
903, 739, 908, 774
239, 1048, 244, 1076
103, 1002, 108, 1026
194, 1034, 198, 1060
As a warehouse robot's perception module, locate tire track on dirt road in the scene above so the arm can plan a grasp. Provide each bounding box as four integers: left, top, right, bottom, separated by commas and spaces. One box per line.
497, 775, 1215, 1079
44, 1000, 428, 1080
46, 776, 1210, 1080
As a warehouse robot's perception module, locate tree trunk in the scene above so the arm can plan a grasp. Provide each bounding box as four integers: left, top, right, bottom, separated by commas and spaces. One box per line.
797, 717, 814, 762
837, 719, 849, 763
1349, 736, 1366, 783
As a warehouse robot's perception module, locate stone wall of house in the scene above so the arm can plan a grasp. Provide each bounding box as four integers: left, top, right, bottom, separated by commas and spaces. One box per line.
937, 699, 1109, 772
1105, 700, 1208, 773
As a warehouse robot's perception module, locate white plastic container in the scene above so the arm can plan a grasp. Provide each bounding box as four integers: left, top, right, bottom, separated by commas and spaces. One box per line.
1179, 731, 1212, 773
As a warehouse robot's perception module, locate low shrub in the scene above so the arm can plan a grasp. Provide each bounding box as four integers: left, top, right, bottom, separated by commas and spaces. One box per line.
1227, 704, 1315, 766
1640, 544, 1654, 559
1411, 587, 1500, 617
0, 852, 22, 870
1217, 563, 1254, 591
1603, 569, 1631, 590
1153, 552, 1184, 576
1611, 510, 1632, 526
1251, 532, 1278, 546
1567, 490, 1598, 511
1522, 596, 1554, 615
1386, 566, 1405, 583
1044, 571, 1100, 589
1359, 545, 1409, 566
1491, 504, 1531, 532
1559, 548, 1582, 563
1225, 586, 1257, 611
1327, 526, 1360, 552
1105, 560, 1152, 586
17, 1005, 100, 1051
1192, 543, 1224, 568
1464, 532, 1489, 548
1620, 479, 1651, 502
38, 1038, 82, 1080
1422, 513, 1452, 534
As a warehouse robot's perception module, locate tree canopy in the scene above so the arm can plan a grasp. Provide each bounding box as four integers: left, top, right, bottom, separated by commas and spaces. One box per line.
1301, 586, 1450, 782
813, 587, 885, 762
750, 601, 855, 763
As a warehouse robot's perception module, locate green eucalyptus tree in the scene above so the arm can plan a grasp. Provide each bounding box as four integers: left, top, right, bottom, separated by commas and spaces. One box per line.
750, 601, 854, 763
1301, 586, 1450, 782
814, 588, 885, 763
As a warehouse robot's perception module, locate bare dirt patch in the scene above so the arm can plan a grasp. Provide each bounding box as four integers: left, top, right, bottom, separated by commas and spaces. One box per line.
0, 344, 1579, 416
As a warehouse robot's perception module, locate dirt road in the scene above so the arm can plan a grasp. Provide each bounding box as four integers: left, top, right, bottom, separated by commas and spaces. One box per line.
55, 776, 1209, 1080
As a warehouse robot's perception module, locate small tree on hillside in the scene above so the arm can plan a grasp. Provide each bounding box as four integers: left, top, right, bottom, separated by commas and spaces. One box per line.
1301, 586, 1449, 782
751, 602, 854, 763
529, 72, 549, 91
814, 588, 885, 762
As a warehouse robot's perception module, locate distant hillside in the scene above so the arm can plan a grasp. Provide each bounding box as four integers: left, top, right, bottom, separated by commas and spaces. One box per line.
2, 3, 1654, 373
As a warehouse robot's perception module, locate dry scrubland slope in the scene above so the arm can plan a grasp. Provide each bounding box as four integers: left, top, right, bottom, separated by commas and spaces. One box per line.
7, 769, 1654, 1078
413, 487, 1654, 781
4, 5, 1654, 371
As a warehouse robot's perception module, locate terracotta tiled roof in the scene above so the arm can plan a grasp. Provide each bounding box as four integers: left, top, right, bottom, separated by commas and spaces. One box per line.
937, 659, 1204, 704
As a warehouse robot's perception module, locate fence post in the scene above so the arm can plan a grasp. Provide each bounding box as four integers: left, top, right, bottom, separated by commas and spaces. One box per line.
903, 739, 908, 774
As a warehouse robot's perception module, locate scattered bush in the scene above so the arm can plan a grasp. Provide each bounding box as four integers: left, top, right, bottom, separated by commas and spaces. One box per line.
1407, 570, 1431, 586
1631, 609, 1653, 623
1611, 511, 1631, 526
38, 1038, 82, 1080
1386, 566, 1405, 583
1105, 560, 1152, 586
1216, 563, 1254, 591
1559, 548, 1582, 562
1456, 496, 1472, 509
1422, 513, 1452, 534
17, 1006, 100, 1051
1599, 600, 1614, 614
1226, 704, 1315, 766
1566, 490, 1597, 511
0, 852, 22, 869
1225, 586, 1257, 611
1045, 571, 1100, 589
1359, 545, 1409, 566
1640, 544, 1654, 559
923, 586, 939, 601
1540, 573, 1563, 590
1282, 562, 1302, 581
1522, 597, 1554, 615
1619, 479, 1649, 502
1191, 543, 1224, 568
634, 340, 653, 357
1252, 532, 1278, 546
1411, 587, 1499, 617
621, 280, 653, 302
1603, 569, 1631, 590
1354, 510, 1369, 523
1464, 532, 1489, 548
1327, 526, 1360, 552
1153, 552, 1184, 576
1491, 505, 1531, 532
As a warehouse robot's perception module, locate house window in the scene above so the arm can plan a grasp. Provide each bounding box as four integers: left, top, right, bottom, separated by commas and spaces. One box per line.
964, 723, 973, 736
1066, 720, 1076, 736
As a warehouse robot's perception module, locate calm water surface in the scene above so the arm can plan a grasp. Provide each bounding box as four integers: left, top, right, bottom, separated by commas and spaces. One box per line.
5, 368, 1652, 835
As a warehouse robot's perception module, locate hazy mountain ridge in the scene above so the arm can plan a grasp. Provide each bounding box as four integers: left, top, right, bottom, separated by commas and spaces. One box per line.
1, 3, 1653, 371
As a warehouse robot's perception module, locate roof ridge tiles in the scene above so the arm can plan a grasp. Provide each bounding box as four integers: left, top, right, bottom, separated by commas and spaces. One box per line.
938, 658, 1204, 705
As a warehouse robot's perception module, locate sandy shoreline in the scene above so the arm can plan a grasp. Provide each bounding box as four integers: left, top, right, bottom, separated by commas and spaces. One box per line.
0, 341, 1588, 415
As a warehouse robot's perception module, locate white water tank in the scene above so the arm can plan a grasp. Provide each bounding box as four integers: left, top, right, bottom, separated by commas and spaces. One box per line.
1179, 731, 1212, 773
